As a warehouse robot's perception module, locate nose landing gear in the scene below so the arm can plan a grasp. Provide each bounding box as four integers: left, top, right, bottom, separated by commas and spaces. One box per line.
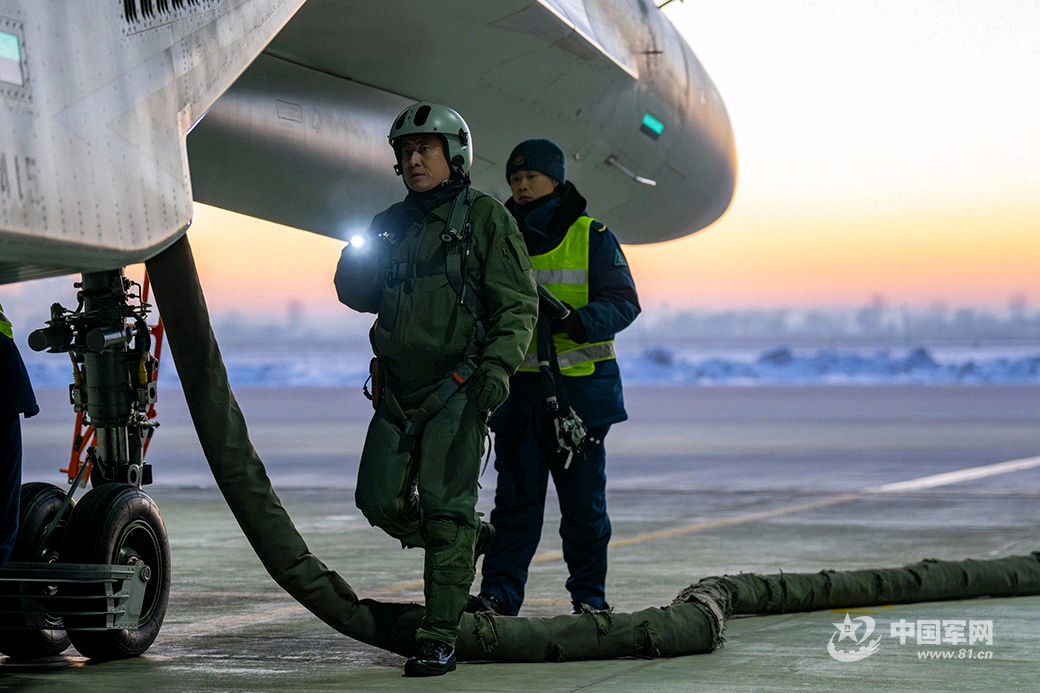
0, 268, 170, 661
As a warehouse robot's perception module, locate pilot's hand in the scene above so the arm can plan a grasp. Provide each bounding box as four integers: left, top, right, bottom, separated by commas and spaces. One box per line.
551, 303, 587, 343
471, 362, 510, 412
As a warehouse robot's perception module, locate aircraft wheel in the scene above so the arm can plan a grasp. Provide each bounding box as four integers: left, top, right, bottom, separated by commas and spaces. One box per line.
60, 483, 170, 660
0, 482, 74, 658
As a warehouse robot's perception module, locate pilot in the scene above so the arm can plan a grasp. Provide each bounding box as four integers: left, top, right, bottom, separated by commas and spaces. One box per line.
334, 103, 537, 676
471, 139, 640, 616
1, 302, 39, 568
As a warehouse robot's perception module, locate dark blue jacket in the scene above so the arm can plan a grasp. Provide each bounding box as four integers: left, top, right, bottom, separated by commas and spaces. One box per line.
1, 326, 39, 418
490, 182, 640, 432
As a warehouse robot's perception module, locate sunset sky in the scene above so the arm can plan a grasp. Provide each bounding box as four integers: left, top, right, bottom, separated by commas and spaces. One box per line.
5, 2, 1035, 319
633, 0, 1040, 311
184, 0, 1039, 316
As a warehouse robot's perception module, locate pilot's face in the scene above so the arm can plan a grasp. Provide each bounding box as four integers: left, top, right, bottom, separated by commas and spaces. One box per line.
398, 134, 451, 192
508, 170, 559, 205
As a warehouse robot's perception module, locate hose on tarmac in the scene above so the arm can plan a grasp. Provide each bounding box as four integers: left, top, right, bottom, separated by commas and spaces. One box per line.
147, 234, 1040, 662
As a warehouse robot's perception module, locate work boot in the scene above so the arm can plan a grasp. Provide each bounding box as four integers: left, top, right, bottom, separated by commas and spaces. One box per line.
465, 592, 508, 615
571, 600, 613, 615
404, 639, 457, 677
473, 521, 496, 568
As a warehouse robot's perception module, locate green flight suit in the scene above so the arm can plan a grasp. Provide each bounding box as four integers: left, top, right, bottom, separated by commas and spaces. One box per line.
336, 181, 537, 645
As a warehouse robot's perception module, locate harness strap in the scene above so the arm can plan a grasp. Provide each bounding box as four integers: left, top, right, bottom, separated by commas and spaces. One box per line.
534, 309, 587, 468
443, 187, 489, 343
386, 358, 479, 439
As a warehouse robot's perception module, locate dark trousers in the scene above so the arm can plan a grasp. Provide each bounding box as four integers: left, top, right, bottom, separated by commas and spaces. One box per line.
479, 424, 611, 615
1, 412, 22, 567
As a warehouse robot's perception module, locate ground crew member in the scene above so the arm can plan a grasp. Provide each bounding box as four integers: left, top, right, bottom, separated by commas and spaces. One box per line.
1, 302, 39, 568
473, 138, 640, 616
334, 103, 537, 676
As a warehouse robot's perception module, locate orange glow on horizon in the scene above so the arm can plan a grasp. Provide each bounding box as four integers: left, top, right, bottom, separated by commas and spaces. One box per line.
186, 199, 1039, 318
187, 205, 345, 316
624, 202, 1039, 311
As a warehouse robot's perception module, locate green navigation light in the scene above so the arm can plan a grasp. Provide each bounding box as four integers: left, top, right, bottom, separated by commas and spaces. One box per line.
640, 113, 664, 140
0, 30, 23, 86
0, 31, 20, 62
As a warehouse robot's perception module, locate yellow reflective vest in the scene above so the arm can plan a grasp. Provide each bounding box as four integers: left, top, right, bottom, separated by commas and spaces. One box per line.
0, 302, 13, 340
519, 216, 617, 377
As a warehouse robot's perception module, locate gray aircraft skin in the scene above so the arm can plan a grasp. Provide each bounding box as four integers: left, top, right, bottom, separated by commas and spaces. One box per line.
0, 0, 737, 285
0, 0, 735, 661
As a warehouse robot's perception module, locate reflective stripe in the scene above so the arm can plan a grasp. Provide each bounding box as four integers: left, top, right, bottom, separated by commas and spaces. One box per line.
521, 341, 615, 370
557, 341, 615, 368
520, 354, 551, 369
533, 268, 587, 285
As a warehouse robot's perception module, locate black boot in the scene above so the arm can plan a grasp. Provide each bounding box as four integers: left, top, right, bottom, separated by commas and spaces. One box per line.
404, 639, 457, 677
473, 521, 496, 568
465, 592, 508, 615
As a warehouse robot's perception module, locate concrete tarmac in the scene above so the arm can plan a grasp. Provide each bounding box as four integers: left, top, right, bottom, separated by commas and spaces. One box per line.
4, 384, 1040, 692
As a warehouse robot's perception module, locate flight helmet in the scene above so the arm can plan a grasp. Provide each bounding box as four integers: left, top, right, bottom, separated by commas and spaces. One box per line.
389, 102, 472, 178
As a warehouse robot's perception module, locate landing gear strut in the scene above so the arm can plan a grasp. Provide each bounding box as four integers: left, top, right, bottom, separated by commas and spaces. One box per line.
0, 268, 169, 660
29, 269, 161, 487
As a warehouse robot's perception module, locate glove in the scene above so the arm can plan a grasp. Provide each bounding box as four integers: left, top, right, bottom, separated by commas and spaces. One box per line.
551, 303, 587, 343
472, 362, 510, 412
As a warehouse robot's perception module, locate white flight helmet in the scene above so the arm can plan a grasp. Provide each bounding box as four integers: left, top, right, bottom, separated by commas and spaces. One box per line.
388, 101, 472, 178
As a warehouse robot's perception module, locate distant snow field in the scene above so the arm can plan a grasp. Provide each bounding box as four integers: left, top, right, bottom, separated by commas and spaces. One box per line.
21, 342, 1040, 389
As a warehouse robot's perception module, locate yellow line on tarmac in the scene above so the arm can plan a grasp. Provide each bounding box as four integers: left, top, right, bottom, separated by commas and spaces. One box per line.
865, 455, 1040, 493
356, 497, 864, 593
536, 493, 862, 561
372, 455, 1040, 589
167, 453, 1040, 634
537, 454, 1040, 561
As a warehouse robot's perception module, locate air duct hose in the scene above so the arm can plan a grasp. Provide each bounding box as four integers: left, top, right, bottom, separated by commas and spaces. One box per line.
147, 235, 1040, 662
675, 554, 1040, 617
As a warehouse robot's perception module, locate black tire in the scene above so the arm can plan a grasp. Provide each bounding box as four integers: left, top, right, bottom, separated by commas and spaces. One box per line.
0, 482, 74, 658
60, 484, 170, 660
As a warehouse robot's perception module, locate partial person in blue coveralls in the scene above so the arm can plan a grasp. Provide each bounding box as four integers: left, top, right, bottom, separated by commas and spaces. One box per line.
1, 302, 39, 568
472, 138, 640, 615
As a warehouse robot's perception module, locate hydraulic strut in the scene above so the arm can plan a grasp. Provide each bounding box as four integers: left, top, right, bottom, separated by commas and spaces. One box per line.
28, 269, 159, 488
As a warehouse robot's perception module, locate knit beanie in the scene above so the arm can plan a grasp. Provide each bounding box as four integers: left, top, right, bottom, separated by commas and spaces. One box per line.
505, 138, 566, 184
